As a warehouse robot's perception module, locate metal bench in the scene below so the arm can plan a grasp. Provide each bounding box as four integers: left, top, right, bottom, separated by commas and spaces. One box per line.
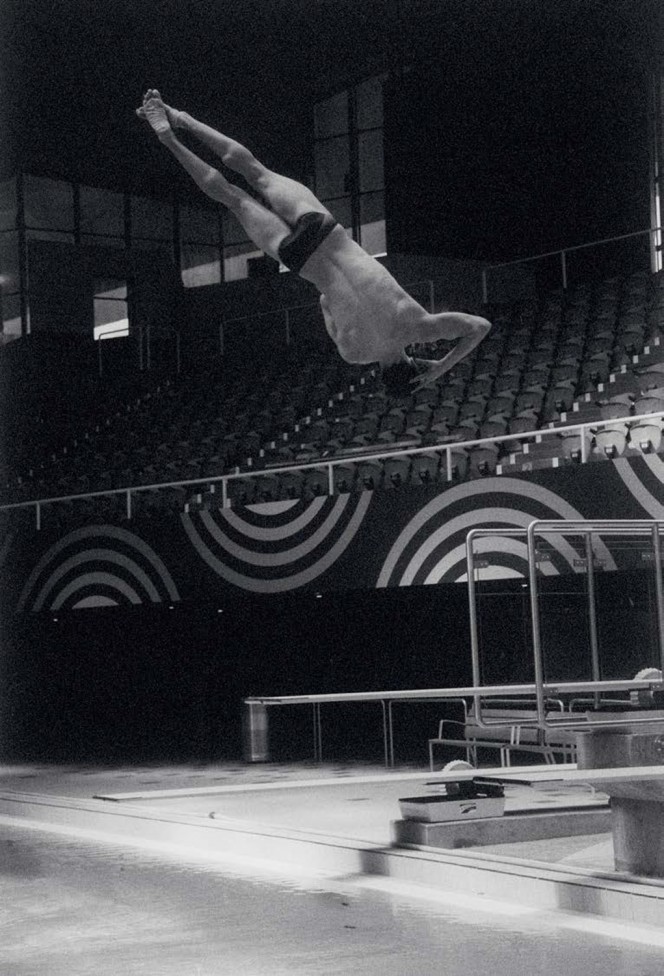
428, 698, 577, 770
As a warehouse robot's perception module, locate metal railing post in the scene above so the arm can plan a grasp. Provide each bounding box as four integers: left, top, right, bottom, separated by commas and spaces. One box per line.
36, 502, 41, 531
446, 448, 453, 482
327, 464, 334, 496
466, 529, 482, 688
581, 424, 589, 462
126, 490, 132, 520
585, 531, 601, 706
221, 478, 229, 509
561, 249, 568, 289
527, 521, 547, 726
652, 523, 664, 675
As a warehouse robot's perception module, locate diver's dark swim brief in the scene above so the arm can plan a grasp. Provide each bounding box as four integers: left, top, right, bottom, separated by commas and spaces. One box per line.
278, 211, 338, 273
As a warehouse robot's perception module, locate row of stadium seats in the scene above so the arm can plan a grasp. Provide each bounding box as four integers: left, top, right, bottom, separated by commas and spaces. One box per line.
1, 269, 664, 516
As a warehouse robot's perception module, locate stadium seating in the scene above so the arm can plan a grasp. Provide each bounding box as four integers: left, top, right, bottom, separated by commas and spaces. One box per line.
1, 269, 663, 517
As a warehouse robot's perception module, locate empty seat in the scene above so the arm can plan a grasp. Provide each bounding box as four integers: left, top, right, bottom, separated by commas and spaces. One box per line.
227, 477, 257, 507
516, 390, 544, 414
479, 416, 509, 439
594, 422, 628, 458
332, 463, 357, 493
629, 418, 663, 453
434, 447, 461, 481
468, 444, 499, 477
411, 452, 440, 484
379, 410, 406, 436
458, 400, 486, 423
304, 467, 331, 496
384, 456, 411, 487
358, 458, 384, 490
558, 428, 592, 461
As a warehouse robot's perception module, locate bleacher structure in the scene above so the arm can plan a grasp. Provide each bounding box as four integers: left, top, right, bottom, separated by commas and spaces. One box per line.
1, 267, 664, 525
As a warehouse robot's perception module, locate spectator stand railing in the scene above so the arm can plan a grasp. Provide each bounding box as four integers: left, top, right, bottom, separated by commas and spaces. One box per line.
2, 408, 664, 530
482, 225, 662, 303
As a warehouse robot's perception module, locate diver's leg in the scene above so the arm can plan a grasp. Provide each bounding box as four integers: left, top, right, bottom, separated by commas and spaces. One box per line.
139, 91, 330, 225
138, 94, 291, 261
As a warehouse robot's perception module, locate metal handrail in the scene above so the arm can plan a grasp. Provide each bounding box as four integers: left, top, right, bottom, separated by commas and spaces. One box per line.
243, 679, 663, 767
481, 224, 662, 299
528, 519, 664, 730
3, 407, 664, 528
466, 520, 664, 734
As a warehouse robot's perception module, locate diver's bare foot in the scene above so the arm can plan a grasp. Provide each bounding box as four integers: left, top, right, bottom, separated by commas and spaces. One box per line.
136, 89, 183, 135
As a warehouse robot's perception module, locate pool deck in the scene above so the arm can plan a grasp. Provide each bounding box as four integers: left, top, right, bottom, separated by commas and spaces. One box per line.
2, 759, 664, 929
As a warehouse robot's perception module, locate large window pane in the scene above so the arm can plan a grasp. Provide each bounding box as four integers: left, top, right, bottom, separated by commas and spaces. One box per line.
223, 242, 263, 281
315, 136, 350, 199
0, 231, 19, 293
356, 76, 384, 130
23, 176, 74, 232
360, 193, 386, 256
0, 179, 17, 231
358, 130, 384, 192
130, 239, 172, 256
323, 197, 352, 231
360, 220, 386, 256
93, 278, 128, 340
26, 230, 75, 244
181, 205, 219, 244
1, 293, 21, 338
80, 186, 124, 238
81, 234, 126, 249
130, 196, 173, 241
314, 92, 349, 139
360, 191, 384, 223
181, 243, 221, 287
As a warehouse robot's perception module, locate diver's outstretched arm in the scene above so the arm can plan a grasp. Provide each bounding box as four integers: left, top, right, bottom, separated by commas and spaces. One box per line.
411, 312, 491, 389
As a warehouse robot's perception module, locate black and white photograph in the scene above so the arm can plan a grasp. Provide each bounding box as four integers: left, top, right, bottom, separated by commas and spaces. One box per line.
1, 1, 664, 972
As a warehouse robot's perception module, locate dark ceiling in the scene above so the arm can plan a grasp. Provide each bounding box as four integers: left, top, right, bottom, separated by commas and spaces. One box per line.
1, 0, 661, 198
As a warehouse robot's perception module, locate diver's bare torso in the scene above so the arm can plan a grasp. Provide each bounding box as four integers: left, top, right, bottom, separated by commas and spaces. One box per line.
297, 225, 427, 366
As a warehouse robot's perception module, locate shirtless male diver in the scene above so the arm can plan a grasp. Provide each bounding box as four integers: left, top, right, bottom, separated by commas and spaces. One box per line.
137, 90, 491, 394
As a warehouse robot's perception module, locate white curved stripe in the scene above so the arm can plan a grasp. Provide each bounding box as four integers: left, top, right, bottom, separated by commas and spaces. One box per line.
17, 524, 179, 611
456, 566, 524, 582
613, 454, 664, 519
376, 477, 615, 587
32, 548, 161, 611
613, 458, 664, 519
220, 497, 326, 541
199, 495, 353, 567
49, 573, 142, 610
73, 595, 119, 608
424, 536, 560, 585
181, 492, 371, 593
644, 455, 664, 481
399, 508, 580, 586
247, 500, 301, 515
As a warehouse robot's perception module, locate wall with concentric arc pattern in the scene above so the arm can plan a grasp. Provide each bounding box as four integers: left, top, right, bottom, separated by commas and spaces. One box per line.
2, 456, 664, 612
